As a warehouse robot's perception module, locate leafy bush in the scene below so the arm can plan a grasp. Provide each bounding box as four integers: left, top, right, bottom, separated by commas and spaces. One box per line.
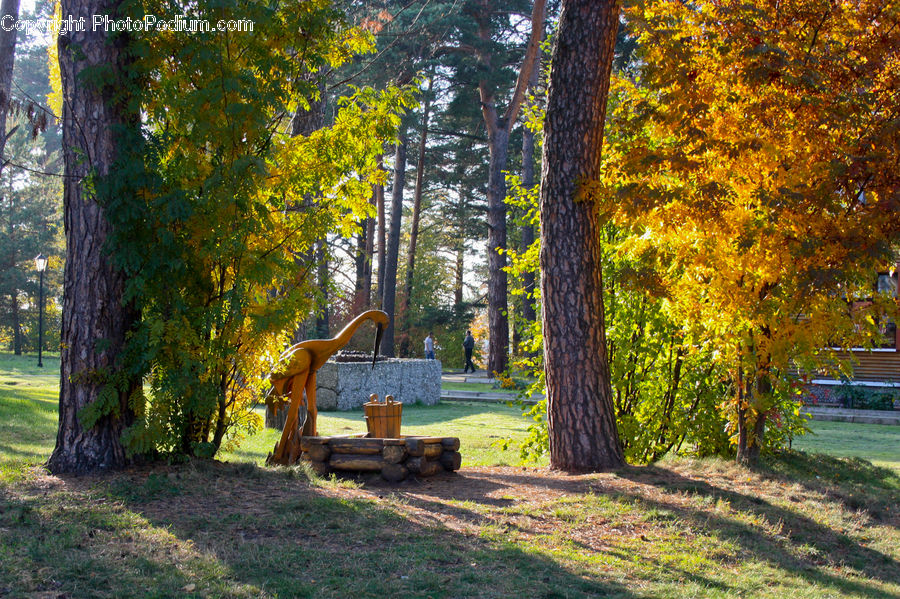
504, 223, 739, 464
97, 1, 414, 459
833, 384, 898, 411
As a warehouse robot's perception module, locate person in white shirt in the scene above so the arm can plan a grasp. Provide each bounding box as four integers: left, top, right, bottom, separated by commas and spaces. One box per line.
424, 332, 435, 360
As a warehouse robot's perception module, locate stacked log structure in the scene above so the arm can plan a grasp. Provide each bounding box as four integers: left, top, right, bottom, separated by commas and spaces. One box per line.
297, 436, 462, 482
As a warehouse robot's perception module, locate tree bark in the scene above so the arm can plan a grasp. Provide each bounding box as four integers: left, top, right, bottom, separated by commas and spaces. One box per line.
353, 214, 369, 313
381, 131, 407, 356
0, 0, 20, 334
402, 79, 432, 327
539, 0, 624, 472
737, 367, 770, 464
453, 188, 468, 306
512, 59, 541, 356
454, 242, 464, 306
353, 184, 377, 314
375, 154, 386, 306
315, 239, 328, 338
289, 73, 326, 343
363, 202, 374, 307
484, 124, 510, 373
290, 75, 326, 137
48, 0, 140, 474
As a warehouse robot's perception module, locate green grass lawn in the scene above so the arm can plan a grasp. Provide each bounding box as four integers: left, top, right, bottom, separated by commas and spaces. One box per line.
1, 352, 899, 598
793, 421, 900, 473
0, 352, 61, 481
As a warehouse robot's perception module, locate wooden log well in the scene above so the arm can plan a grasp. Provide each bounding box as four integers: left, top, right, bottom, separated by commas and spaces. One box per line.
294, 435, 462, 481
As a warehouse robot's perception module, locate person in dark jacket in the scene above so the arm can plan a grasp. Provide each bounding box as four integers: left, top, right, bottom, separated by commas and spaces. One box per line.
463, 330, 476, 373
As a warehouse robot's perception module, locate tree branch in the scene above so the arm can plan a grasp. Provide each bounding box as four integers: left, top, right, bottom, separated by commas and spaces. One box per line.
431, 43, 479, 57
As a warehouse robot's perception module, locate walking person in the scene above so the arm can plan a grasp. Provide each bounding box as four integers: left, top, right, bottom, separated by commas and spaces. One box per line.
463, 330, 476, 373
424, 332, 435, 360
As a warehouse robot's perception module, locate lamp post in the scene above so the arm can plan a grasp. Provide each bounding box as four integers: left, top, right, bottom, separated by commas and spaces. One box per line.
34, 253, 47, 368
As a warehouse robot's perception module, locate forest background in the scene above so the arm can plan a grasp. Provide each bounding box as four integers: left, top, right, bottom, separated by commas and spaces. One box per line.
2, 0, 898, 468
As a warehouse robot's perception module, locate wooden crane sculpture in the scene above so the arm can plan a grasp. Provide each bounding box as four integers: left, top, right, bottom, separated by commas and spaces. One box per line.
267, 309, 390, 466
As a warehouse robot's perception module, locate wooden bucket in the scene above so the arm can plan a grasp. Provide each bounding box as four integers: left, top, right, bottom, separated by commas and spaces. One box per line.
364, 394, 402, 438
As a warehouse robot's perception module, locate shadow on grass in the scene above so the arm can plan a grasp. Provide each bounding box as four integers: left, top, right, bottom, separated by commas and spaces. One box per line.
382, 463, 898, 598
757, 450, 900, 522
616, 465, 900, 599
0, 462, 637, 599
0, 443, 47, 460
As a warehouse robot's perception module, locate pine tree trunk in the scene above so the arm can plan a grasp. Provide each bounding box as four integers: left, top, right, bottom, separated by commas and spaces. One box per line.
375, 154, 386, 307
454, 191, 467, 306
381, 132, 407, 356
290, 75, 326, 137
363, 206, 374, 307
477, 0, 546, 376
10, 294, 20, 355
0, 0, 20, 273
485, 126, 510, 374
403, 84, 432, 326
315, 239, 328, 338
539, 0, 624, 472
513, 21, 543, 357
48, 0, 140, 474
289, 72, 326, 344
454, 242, 464, 306
353, 217, 368, 313
353, 186, 378, 313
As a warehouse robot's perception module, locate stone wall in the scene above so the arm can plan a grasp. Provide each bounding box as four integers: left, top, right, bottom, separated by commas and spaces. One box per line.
316, 359, 441, 411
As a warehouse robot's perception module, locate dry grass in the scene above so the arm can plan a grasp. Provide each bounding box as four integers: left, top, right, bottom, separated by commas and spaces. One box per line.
2, 452, 898, 598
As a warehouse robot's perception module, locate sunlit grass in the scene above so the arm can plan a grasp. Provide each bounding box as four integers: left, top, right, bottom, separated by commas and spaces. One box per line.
1, 349, 897, 475
0, 353, 60, 479
793, 420, 900, 474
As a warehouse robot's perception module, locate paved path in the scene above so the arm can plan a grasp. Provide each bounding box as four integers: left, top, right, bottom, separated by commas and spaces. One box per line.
440, 371, 539, 404
439, 389, 542, 404
441, 371, 497, 385
802, 406, 899, 426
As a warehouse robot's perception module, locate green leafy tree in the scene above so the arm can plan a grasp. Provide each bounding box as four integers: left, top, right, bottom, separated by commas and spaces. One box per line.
96, 0, 414, 459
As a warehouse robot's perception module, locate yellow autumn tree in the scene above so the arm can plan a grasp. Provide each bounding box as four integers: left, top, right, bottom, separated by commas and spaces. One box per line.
598, 0, 900, 462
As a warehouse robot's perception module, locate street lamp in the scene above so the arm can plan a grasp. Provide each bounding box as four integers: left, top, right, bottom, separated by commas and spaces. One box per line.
34, 253, 47, 368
